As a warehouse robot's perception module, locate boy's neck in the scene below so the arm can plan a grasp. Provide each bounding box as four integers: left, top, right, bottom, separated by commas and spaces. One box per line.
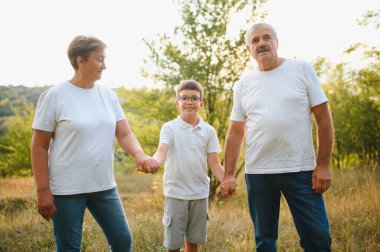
180, 114, 199, 127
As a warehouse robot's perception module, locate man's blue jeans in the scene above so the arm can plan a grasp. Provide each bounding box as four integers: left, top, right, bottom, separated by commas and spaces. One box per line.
53, 187, 132, 252
245, 171, 331, 252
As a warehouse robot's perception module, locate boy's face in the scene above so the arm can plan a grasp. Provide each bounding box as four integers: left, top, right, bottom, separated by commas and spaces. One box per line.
176, 90, 204, 116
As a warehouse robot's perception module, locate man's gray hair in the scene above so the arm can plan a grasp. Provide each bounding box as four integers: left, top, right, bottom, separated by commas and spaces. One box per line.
245, 23, 278, 46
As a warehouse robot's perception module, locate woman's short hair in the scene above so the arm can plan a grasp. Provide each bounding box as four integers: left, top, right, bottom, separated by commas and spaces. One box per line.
176, 80, 204, 100
67, 35, 107, 70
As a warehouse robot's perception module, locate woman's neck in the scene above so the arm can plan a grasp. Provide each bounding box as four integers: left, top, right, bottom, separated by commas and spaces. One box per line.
69, 73, 95, 89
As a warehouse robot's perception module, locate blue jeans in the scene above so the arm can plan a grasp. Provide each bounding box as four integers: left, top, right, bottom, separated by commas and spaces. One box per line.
245, 171, 331, 252
53, 187, 132, 252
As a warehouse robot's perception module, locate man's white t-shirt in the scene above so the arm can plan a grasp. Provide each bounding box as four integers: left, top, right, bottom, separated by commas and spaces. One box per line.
230, 59, 328, 174
160, 117, 221, 200
32, 82, 126, 195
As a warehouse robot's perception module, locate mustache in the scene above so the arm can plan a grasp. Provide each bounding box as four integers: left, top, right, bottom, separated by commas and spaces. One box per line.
257, 46, 269, 53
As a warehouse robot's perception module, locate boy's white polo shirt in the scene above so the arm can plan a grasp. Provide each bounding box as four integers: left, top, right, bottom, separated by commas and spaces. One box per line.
160, 117, 221, 200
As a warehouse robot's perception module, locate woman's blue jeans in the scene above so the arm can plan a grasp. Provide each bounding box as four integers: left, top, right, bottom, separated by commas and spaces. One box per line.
245, 171, 331, 252
53, 187, 132, 252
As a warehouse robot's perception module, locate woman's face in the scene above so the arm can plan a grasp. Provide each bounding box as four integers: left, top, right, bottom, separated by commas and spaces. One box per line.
78, 48, 106, 81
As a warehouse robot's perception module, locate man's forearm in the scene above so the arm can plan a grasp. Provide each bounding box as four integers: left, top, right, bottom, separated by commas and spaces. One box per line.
224, 144, 241, 176
224, 122, 245, 176
317, 122, 334, 168
311, 103, 334, 169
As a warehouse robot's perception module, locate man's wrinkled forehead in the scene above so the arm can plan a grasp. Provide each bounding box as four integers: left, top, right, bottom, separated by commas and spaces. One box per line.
246, 23, 277, 44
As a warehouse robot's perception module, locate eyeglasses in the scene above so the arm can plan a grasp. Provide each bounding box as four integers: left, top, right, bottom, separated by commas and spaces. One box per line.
177, 96, 202, 103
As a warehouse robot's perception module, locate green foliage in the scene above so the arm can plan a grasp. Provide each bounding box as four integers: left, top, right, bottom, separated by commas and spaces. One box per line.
0, 101, 34, 177
0, 85, 49, 136
314, 55, 380, 168
118, 87, 178, 154
0, 85, 49, 117
144, 0, 267, 198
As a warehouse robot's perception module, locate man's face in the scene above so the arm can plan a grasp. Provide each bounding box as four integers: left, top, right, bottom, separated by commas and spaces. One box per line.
246, 25, 279, 64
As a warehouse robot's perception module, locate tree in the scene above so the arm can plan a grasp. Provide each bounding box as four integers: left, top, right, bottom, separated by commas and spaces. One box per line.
312, 22, 380, 168
144, 0, 266, 198
0, 101, 34, 177
358, 9, 380, 29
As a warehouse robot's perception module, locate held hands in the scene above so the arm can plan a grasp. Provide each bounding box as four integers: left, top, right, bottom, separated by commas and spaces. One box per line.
37, 189, 57, 221
221, 175, 237, 198
135, 153, 160, 174
142, 158, 160, 174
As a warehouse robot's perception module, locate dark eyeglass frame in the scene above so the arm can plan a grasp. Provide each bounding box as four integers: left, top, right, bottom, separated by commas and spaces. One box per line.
177, 96, 202, 103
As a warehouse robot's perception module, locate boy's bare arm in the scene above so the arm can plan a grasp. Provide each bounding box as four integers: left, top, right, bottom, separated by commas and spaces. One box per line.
207, 152, 224, 182
153, 143, 169, 166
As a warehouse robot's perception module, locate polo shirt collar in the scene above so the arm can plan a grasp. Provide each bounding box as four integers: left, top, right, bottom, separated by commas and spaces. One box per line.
177, 116, 204, 129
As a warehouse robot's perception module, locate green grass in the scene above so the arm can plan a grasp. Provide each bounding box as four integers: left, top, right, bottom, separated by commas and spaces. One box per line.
1, 168, 379, 251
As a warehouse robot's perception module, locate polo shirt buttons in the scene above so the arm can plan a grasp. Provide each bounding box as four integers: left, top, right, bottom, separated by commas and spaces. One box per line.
189, 128, 196, 149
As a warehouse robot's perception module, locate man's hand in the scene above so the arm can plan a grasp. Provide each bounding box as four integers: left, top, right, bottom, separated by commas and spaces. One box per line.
37, 189, 57, 221
221, 175, 237, 198
312, 165, 331, 194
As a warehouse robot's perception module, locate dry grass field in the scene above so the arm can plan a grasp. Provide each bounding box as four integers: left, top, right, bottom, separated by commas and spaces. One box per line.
0, 167, 379, 251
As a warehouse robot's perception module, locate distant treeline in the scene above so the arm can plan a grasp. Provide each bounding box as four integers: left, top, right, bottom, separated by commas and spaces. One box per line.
0, 85, 49, 116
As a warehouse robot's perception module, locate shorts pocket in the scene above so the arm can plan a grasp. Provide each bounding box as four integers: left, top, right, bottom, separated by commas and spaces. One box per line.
162, 216, 172, 227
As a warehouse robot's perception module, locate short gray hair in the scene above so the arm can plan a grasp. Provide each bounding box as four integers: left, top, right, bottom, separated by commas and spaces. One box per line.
245, 23, 278, 46
67, 35, 107, 70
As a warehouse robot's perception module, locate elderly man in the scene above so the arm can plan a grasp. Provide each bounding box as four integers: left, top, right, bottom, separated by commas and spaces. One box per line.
221, 23, 334, 251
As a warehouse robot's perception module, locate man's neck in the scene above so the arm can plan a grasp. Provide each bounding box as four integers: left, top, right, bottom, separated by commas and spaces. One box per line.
257, 57, 285, 71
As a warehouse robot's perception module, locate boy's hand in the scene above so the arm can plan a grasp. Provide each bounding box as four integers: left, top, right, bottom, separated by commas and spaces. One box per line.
221, 175, 237, 198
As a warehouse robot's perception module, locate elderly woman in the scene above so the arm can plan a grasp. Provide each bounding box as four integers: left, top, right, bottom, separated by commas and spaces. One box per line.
31, 35, 157, 252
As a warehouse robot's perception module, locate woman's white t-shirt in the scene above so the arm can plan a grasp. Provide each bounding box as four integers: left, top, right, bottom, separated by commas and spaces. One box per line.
32, 82, 125, 195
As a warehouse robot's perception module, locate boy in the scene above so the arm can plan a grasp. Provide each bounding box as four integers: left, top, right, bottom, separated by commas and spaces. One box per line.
146, 80, 224, 252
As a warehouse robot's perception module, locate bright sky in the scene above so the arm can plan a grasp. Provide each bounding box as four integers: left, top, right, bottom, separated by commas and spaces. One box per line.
0, 0, 378, 88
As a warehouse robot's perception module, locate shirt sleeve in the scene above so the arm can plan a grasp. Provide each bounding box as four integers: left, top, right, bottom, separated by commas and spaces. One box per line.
207, 127, 222, 153
159, 123, 172, 145
113, 91, 126, 121
32, 89, 56, 132
229, 80, 247, 122
302, 62, 328, 107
